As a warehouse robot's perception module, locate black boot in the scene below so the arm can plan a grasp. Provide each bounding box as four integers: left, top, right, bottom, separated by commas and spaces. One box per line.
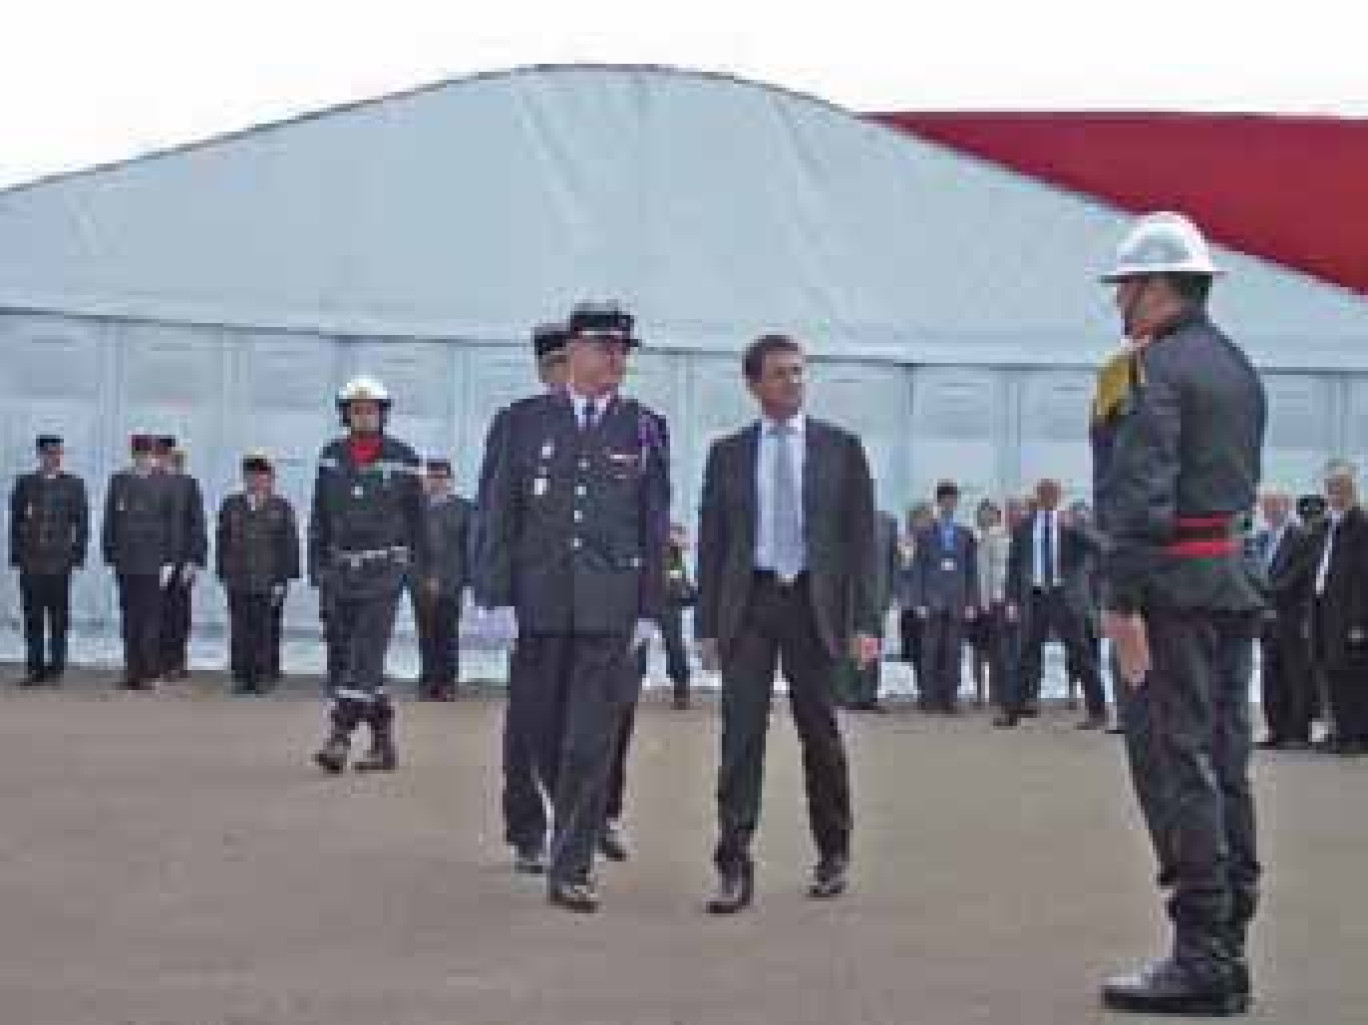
354, 699, 397, 772
314, 698, 363, 774
1102, 931, 1242, 1016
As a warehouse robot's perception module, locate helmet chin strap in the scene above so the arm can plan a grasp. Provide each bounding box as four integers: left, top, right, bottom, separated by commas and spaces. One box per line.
1121, 277, 1152, 341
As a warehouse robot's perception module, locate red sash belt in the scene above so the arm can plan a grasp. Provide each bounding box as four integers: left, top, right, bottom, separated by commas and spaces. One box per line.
1165, 515, 1238, 557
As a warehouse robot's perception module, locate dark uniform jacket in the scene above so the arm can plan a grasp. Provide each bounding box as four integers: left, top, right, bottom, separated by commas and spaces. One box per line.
1254, 523, 1312, 622
164, 473, 208, 568
1305, 507, 1368, 670
1091, 310, 1267, 613
479, 390, 670, 635
696, 417, 877, 660
216, 493, 301, 594
10, 471, 89, 575
307, 436, 427, 585
419, 495, 474, 597
102, 470, 178, 576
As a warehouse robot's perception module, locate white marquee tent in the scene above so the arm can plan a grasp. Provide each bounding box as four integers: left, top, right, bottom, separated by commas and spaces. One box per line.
0, 65, 1363, 665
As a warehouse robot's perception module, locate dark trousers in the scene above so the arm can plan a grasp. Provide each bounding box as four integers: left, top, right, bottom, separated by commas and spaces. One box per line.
415, 591, 462, 691
1014, 587, 1106, 716
268, 599, 284, 679
898, 608, 922, 675
517, 632, 636, 885
715, 574, 851, 874
159, 574, 193, 672
919, 610, 965, 710
227, 590, 273, 686
20, 571, 71, 677
1120, 608, 1259, 966
1260, 610, 1314, 743
660, 604, 692, 703
116, 573, 163, 683
970, 604, 1012, 708
501, 635, 586, 852
1314, 602, 1368, 742
325, 562, 404, 704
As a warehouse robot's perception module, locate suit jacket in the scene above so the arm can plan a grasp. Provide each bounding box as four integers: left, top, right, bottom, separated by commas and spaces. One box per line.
1308, 507, 1368, 669
102, 469, 178, 576
10, 471, 89, 575
418, 495, 474, 597
696, 417, 877, 660
216, 493, 300, 594
871, 511, 901, 615
478, 390, 670, 634
164, 472, 208, 568
909, 521, 979, 616
1005, 514, 1098, 617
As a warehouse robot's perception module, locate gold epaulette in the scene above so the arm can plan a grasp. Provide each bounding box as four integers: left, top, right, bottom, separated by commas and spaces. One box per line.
1092, 345, 1142, 424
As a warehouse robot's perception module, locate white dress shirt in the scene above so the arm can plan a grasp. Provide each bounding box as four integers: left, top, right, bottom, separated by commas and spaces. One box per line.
567, 387, 615, 429
1315, 511, 1344, 596
754, 412, 806, 572
1032, 510, 1062, 588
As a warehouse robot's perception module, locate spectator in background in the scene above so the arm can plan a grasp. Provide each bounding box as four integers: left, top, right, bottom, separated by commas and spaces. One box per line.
969, 498, 1011, 708
896, 502, 934, 694
1253, 491, 1315, 749
1307, 461, 1368, 755
1063, 499, 1105, 716
910, 481, 979, 713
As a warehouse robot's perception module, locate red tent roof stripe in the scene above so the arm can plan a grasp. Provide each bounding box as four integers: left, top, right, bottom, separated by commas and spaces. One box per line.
872, 113, 1368, 294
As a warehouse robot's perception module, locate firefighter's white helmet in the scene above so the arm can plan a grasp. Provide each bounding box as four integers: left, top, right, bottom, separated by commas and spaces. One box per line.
1101, 212, 1223, 283
336, 375, 391, 407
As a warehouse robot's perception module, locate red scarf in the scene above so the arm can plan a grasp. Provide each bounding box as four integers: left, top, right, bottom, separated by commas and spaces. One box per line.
349, 435, 382, 466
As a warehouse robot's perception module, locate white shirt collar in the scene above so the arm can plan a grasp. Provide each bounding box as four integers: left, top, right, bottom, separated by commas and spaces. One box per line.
567, 387, 615, 417
762, 411, 806, 436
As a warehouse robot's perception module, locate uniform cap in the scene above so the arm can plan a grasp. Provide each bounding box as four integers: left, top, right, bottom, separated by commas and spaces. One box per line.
532, 322, 571, 358
567, 302, 639, 347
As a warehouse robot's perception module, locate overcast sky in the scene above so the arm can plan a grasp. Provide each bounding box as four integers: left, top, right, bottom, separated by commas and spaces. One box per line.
2, 0, 1363, 188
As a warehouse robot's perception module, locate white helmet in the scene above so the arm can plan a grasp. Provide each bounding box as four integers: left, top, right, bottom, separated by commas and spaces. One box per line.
336, 374, 391, 407
1101, 212, 1223, 283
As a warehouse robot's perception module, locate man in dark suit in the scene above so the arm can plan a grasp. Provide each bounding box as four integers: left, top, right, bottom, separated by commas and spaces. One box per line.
1307, 461, 1368, 755
909, 481, 978, 713
10, 435, 89, 685
474, 321, 572, 875
998, 478, 1107, 729
1254, 491, 1314, 748
103, 434, 178, 690
413, 458, 474, 700
479, 303, 669, 913
216, 451, 300, 695
696, 333, 878, 914
155, 439, 207, 681
662, 523, 696, 710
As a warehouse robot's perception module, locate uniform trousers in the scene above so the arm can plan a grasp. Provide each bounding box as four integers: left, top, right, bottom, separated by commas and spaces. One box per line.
20, 571, 71, 677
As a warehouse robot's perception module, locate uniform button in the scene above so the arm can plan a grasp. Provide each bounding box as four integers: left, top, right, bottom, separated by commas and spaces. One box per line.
573, 510, 583, 522
572, 537, 582, 549
576, 485, 587, 497
579, 459, 590, 470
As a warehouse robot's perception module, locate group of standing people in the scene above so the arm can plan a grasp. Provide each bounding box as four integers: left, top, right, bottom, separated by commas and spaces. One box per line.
11, 433, 209, 689
882, 477, 1111, 729
8, 207, 1306, 1015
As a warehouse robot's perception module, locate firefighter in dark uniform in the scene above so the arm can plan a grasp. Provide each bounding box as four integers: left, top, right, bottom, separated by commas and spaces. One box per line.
1092, 213, 1268, 1016
479, 302, 669, 912
475, 321, 572, 875
264, 462, 289, 684
103, 434, 179, 690
217, 451, 301, 694
155, 439, 207, 680
413, 458, 474, 700
9, 435, 89, 685
309, 376, 427, 774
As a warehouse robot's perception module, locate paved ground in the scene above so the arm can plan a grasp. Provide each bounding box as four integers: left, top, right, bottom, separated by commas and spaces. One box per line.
0, 670, 1363, 1025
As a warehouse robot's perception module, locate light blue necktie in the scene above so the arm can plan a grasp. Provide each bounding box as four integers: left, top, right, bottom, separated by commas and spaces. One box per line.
771, 422, 803, 581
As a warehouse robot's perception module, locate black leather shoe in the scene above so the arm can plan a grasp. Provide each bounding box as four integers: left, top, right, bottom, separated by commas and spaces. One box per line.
599, 820, 629, 862
672, 694, 691, 711
1255, 736, 1284, 749
1101, 958, 1244, 1016
993, 712, 1019, 729
1077, 714, 1108, 731
313, 737, 349, 774
514, 844, 548, 875
808, 856, 849, 900
706, 865, 754, 915
548, 879, 600, 913
18, 672, 45, 687
353, 740, 397, 772
1019, 702, 1041, 718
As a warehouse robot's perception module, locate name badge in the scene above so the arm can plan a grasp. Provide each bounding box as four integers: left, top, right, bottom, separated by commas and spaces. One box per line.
533, 478, 548, 498
941, 558, 958, 573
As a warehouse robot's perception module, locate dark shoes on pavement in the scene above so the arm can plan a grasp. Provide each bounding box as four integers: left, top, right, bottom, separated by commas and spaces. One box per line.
1101, 957, 1249, 1016
548, 878, 600, 913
